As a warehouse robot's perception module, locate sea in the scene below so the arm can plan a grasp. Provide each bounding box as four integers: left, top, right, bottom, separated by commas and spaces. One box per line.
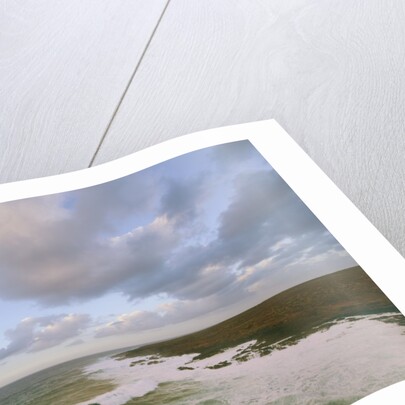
1, 313, 405, 405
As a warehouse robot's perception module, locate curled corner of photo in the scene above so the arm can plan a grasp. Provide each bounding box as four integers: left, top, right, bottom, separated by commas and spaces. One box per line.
354, 380, 405, 404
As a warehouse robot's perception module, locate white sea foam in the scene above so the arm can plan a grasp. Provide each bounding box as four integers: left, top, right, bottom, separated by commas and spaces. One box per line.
79, 313, 405, 405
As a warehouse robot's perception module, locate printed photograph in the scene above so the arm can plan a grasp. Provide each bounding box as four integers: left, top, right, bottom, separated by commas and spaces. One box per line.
0, 140, 404, 404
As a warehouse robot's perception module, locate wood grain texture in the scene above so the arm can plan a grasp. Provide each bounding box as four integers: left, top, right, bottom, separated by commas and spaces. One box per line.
0, 0, 167, 183
93, 0, 405, 256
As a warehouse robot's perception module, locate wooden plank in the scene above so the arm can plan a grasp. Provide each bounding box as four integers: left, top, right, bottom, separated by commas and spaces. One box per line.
0, 0, 167, 183
94, 0, 405, 257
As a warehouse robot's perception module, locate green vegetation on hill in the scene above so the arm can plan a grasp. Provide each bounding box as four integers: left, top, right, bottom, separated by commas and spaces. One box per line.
116, 266, 400, 361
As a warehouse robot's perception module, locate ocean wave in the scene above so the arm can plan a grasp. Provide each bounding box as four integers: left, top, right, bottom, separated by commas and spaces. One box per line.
78, 314, 405, 405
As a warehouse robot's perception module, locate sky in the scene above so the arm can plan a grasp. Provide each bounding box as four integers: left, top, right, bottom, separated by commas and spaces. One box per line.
0, 140, 356, 387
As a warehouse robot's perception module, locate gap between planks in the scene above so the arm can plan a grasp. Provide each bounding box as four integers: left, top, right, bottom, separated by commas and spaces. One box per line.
88, 0, 172, 167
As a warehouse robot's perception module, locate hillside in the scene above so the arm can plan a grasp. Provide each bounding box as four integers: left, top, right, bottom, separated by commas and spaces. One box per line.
117, 266, 400, 360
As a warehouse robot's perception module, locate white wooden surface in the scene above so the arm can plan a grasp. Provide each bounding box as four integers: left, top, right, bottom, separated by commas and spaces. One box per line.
0, 0, 167, 181
1, 0, 405, 257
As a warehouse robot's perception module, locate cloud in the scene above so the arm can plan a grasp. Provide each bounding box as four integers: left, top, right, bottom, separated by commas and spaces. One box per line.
95, 311, 165, 338
215, 169, 327, 267
153, 168, 343, 303
67, 171, 159, 235
95, 295, 231, 338
0, 201, 179, 304
0, 314, 91, 360
0, 141, 351, 313
159, 176, 206, 223
0, 162, 210, 306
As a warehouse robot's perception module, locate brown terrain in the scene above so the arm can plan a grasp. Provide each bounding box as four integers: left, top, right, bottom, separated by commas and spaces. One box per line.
117, 266, 401, 361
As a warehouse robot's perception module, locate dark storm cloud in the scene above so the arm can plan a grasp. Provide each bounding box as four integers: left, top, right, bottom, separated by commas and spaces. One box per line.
0, 314, 91, 360
0, 142, 348, 309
